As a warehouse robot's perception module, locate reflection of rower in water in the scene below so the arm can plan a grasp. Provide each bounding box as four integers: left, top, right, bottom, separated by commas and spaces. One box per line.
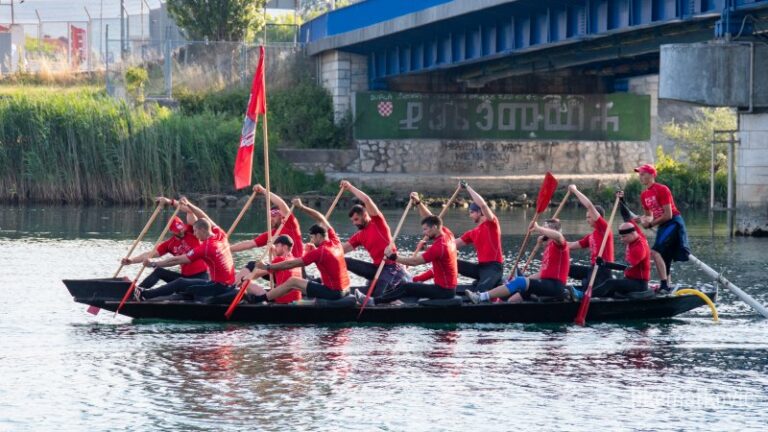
592, 192, 652, 298
120, 197, 209, 288
354, 192, 458, 305
466, 219, 569, 303
339, 180, 410, 296
251, 198, 350, 301
565, 184, 613, 292
233, 234, 303, 304
137, 196, 236, 302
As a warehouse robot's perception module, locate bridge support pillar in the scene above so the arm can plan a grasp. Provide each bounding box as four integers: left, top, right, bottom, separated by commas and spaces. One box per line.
318, 50, 368, 123
737, 112, 768, 236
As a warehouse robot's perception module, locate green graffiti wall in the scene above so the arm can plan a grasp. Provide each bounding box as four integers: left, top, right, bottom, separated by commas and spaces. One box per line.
354, 92, 651, 141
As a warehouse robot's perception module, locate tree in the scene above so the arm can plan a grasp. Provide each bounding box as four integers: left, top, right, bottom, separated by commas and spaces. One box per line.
300, 0, 357, 21
167, 0, 268, 42
662, 107, 737, 173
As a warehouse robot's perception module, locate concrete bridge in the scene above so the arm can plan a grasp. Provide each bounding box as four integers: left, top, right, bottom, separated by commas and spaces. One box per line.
293, 0, 768, 235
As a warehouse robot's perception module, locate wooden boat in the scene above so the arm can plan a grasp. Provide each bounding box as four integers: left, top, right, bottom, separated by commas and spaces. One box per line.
63, 278, 716, 324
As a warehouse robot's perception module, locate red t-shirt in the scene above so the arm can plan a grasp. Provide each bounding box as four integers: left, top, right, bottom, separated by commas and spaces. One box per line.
539, 239, 570, 285
156, 228, 208, 276
641, 183, 681, 220
624, 220, 651, 281
460, 217, 503, 264
270, 255, 302, 304
421, 226, 458, 289
186, 226, 235, 285
300, 227, 350, 291
254, 214, 304, 258
576, 216, 615, 265
348, 214, 395, 265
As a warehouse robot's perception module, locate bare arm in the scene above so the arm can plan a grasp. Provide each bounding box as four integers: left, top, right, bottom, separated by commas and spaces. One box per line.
293, 198, 330, 229
179, 197, 217, 228
410, 192, 433, 218
397, 254, 427, 266
342, 241, 355, 254
230, 240, 258, 253
341, 180, 380, 217
121, 249, 156, 265
454, 238, 467, 249
254, 184, 290, 217
533, 222, 566, 245
568, 184, 600, 221
567, 241, 583, 250
149, 254, 192, 268
255, 257, 304, 271
465, 183, 496, 221
649, 204, 673, 227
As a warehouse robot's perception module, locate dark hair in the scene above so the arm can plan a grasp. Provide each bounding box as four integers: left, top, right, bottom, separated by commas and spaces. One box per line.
274, 234, 293, 247
348, 204, 366, 218
421, 215, 442, 229
193, 219, 211, 231
308, 224, 327, 236
544, 218, 561, 231
594, 205, 605, 217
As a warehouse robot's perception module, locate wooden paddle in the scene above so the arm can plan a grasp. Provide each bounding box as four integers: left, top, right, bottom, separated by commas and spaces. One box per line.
227, 189, 258, 238
324, 187, 345, 219
224, 204, 296, 319
357, 199, 414, 319
521, 190, 571, 273
508, 172, 558, 279
115, 204, 182, 317
411, 184, 463, 257
113, 202, 163, 278
574, 194, 621, 326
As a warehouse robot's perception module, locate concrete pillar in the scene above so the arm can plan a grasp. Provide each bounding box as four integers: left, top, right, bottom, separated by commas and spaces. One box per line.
319, 50, 368, 123
736, 112, 768, 236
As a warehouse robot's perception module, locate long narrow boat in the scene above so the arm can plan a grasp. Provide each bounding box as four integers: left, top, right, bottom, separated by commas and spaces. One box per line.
63, 278, 716, 324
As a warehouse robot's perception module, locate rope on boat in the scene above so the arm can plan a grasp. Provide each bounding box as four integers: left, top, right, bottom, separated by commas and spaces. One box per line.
675, 288, 719, 322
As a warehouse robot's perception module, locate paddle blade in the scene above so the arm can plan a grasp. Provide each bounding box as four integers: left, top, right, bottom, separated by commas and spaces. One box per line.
115, 280, 138, 317
224, 280, 251, 319
536, 172, 558, 213
574, 286, 593, 326
86, 305, 101, 316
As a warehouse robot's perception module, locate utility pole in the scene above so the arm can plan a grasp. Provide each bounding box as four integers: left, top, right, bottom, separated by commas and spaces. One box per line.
120, 0, 125, 59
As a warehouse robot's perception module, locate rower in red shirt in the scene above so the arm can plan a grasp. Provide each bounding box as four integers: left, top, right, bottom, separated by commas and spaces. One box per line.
455, 181, 504, 292
466, 219, 569, 303
354, 192, 458, 305
139, 196, 236, 302
565, 184, 614, 291
339, 180, 410, 296
120, 197, 209, 288
234, 235, 303, 304
230, 184, 304, 259
635, 164, 691, 293
251, 197, 350, 301
593, 192, 652, 297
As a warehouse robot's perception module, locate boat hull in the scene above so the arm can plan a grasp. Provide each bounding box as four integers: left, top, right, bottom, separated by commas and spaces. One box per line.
63, 278, 716, 324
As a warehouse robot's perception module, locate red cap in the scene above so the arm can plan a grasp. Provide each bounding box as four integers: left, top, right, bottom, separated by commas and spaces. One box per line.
169, 216, 186, 234
634, 164, 657, 177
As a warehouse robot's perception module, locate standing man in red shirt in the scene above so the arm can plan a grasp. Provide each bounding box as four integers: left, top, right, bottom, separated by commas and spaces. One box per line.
230, 184, 304, 259
635, 164, 691, 293
234, 235, 303, 304
593, 192, 652, 297
354, 192, 458, 305
138, 197, 236, 301
455, 181, 504, 292
120, 197, 209, 288
340, 180, 410, 296
566, 184, 614, 291
251, 198, 350, 301
466, 219, 569, 303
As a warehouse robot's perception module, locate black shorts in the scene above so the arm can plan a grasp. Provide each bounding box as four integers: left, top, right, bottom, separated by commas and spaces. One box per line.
526, 278, 566, 300
306, 280, 345, 300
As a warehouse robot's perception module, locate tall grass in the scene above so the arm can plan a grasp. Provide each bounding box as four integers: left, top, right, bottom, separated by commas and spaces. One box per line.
0, 86, 324, 204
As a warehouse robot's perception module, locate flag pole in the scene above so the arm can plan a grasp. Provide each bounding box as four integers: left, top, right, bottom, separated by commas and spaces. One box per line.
261, 12, 274, 290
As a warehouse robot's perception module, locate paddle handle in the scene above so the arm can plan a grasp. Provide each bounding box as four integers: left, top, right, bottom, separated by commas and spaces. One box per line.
575, 194, 621, 326
113, 202, 163, 278
411, 185, 462, 257
508, 212, 541, 279
227, 190, 258, 238
358, 199, 414, 318
224, 204, 296, 319
115, 205, 182, 316
324, 187, 345, 219
522, 190, 571, 273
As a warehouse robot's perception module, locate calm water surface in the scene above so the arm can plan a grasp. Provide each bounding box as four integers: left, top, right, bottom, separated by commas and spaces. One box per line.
1, 205, 767, 431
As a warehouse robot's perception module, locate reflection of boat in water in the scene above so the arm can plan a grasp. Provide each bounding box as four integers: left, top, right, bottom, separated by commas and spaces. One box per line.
63, 278, 716, 325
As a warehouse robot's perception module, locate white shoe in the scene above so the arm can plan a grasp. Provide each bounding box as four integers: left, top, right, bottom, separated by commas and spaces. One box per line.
354, 289, 373, 306
465, 290, 481, 304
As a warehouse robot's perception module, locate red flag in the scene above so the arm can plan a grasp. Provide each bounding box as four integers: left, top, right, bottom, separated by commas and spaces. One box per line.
234, 46, 267, 190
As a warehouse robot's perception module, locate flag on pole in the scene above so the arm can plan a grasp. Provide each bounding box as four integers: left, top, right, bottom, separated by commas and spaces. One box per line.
234, 46, 267, 190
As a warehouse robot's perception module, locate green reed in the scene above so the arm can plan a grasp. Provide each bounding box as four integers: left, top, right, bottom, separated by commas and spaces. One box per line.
0, 86, 324, 204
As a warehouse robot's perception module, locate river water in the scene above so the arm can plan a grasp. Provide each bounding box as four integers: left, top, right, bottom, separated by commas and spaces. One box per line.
1, 204, 767, 431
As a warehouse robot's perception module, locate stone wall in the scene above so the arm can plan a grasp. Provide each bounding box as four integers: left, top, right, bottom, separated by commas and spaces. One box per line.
736, 112, 768, 236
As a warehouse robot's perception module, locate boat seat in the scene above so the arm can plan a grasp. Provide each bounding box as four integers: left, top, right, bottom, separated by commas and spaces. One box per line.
615, 290, 655, 300
315, 295, 356, 308
418, 296, 464, 307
